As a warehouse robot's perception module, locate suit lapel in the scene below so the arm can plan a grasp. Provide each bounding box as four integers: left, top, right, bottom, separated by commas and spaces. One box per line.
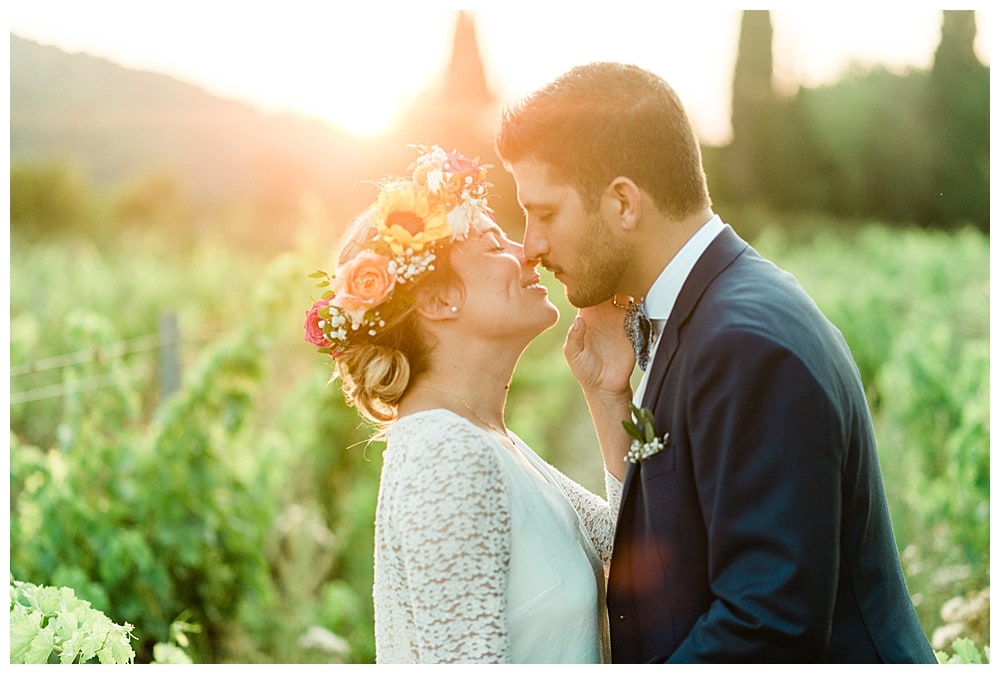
617, 226, 749, 504
640, 226, 748, 411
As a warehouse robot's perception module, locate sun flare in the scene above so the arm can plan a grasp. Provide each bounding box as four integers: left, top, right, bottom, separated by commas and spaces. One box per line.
308, 84, 418, 137
275, 9, 453, 137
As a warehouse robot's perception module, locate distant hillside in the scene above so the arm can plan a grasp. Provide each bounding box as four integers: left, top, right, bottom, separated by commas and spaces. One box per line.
10, 33, 390, 213
9, 28, 534, 245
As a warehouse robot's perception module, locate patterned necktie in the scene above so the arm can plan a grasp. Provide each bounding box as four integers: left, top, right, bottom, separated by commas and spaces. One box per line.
624, 300, 653, 371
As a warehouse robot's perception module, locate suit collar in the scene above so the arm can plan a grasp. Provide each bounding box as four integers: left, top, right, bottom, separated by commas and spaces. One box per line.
643, 215, 726, 322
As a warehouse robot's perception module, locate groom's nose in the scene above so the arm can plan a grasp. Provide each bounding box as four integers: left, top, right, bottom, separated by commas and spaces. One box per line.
517, 246, 540, 271
522, 219, 548, 264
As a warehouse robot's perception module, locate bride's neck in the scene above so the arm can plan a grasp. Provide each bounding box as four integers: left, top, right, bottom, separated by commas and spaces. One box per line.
403, 366, 512, 427
400, 332, 525, 424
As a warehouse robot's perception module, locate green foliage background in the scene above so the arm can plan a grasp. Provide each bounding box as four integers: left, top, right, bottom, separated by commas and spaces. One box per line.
9, 212, 988, 663
8, 10, 988, 664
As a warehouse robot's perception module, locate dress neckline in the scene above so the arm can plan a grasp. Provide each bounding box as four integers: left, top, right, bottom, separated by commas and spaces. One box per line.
398, 407, 555, 487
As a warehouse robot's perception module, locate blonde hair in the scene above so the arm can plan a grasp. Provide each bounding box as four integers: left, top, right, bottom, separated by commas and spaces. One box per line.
329, 198, 460, 425
334, 343, 412, 424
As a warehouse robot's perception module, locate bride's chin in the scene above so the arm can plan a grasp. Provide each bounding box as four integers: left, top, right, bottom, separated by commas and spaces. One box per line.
538, 305, 560, 332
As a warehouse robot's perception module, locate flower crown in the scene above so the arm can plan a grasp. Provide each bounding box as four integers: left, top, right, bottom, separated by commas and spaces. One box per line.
304, 145, 493, 360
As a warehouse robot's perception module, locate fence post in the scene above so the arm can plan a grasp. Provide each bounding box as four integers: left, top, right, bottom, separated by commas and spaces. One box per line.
158, 312, 182, 400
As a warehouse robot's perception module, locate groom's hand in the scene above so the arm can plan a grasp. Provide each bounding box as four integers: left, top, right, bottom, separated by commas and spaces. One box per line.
564, 299, 635, 400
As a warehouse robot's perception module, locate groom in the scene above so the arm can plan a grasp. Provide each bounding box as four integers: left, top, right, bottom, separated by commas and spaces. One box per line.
495, 62, 936, 663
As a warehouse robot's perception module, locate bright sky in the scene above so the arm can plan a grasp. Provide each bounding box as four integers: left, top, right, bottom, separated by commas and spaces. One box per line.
6, 2, 994, 145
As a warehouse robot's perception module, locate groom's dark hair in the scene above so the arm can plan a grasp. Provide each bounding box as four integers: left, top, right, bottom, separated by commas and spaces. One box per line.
495, 61, 711, 219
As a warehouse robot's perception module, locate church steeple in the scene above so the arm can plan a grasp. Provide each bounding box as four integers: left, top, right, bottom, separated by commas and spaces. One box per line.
438, 10, 494, 106
391, 11, 498, 149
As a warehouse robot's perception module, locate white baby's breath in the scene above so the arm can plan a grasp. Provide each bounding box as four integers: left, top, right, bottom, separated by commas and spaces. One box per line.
622, 403, 669, 464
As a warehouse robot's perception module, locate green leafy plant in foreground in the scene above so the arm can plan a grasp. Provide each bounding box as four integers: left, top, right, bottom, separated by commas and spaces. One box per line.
9, 577, 136, 664
935, 637, 990, 664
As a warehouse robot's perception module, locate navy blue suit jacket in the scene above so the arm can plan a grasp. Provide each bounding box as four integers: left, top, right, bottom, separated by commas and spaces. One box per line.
607, 226, 935, 663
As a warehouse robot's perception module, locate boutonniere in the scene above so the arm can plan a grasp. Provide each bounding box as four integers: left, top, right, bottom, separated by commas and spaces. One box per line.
622, 403, 669, 464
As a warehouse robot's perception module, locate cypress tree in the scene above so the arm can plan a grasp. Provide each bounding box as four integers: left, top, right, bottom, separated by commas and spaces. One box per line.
728, 10, 776, 203
927, 10, 989, 230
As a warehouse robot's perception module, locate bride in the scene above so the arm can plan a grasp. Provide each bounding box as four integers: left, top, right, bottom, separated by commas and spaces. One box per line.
303, 146, 634, 663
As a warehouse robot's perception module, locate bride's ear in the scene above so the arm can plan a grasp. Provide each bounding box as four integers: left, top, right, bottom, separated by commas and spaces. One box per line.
414, 286, 463, 322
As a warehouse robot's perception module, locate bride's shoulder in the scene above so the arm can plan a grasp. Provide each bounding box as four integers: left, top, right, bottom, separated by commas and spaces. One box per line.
387, 409, 495, 465
391, 407, 469, 436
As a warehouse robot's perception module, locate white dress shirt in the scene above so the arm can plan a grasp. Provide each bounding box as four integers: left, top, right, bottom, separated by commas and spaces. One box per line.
633, 214, 726, 405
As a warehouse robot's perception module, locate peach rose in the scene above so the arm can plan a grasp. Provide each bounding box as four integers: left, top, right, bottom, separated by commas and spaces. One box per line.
303, 299, 333, 349
330, 250, 396, 323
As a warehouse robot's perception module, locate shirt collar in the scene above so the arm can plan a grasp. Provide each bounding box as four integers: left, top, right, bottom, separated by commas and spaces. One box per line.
643, 214, 726, 323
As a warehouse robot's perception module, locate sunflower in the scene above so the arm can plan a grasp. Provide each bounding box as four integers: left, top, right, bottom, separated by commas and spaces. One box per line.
376, 183, 451, 255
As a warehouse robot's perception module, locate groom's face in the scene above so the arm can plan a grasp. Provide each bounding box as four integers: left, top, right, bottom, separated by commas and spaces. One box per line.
509, 159, 630, 308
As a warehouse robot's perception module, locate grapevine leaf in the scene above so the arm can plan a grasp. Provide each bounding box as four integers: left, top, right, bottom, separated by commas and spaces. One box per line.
25, 625, 57, 664
952, 638, 984, 664
153, 642, 193, 664
105, 628, 137, 664
9, 606, 41, 663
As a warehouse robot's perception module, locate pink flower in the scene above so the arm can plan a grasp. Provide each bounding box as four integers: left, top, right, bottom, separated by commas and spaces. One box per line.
444, 151, 479, 176
304, 299, 333, 349
330, 250, 396, 323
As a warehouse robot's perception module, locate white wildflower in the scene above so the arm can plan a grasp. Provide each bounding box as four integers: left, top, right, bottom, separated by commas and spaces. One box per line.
426, 169, 444, 193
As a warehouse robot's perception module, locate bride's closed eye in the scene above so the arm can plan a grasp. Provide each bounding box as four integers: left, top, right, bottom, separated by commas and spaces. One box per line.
483, 232, 507, 252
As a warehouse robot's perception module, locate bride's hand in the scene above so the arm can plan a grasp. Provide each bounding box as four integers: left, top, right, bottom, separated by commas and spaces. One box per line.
563, 298, 635, 400
564, 298, 636, 478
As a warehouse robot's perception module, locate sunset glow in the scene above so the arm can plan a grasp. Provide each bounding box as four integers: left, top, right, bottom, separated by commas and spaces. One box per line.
8, 2, 994, 144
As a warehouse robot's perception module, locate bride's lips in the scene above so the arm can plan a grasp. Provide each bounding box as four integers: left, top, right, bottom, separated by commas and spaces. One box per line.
521, 274, 547, 293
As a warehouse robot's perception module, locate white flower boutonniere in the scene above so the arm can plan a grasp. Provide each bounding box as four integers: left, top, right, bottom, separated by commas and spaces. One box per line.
622, 403, 669, 464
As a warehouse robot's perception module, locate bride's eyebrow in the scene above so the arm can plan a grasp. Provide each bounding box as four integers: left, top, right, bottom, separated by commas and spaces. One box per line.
478, 223, 505, 240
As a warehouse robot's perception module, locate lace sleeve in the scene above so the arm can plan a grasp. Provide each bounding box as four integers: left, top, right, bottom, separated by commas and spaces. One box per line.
545, 465, 621, 568
379, 412, 512, 663
605, 469, 623, 522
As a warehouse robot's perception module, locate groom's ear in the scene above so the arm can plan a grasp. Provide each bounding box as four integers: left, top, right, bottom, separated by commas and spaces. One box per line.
607, 177, 643, 232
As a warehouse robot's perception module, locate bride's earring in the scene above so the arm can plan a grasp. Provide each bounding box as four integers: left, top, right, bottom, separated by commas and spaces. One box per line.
450, 306, 459, 314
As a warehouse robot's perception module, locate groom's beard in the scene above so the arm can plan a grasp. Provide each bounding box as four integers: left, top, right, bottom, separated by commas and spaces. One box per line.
560, 211, 631, 309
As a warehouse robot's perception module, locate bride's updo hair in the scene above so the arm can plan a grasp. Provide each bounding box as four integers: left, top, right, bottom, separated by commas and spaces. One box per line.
330, 202, 461, 425
303, 145, 492, 425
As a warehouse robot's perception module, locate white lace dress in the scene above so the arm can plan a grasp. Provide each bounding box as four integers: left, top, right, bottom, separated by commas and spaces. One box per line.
373, 408, 623, 663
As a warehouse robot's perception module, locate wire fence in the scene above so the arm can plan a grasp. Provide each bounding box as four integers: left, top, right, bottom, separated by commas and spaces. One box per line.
10, 313, 189, 405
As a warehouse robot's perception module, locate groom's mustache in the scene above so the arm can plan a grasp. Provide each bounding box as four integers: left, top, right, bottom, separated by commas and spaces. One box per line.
537, 257, 561, 276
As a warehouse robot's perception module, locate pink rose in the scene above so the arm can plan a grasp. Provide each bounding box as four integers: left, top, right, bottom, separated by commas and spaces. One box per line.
330, 250, 396, 322
304, 299, 333, 349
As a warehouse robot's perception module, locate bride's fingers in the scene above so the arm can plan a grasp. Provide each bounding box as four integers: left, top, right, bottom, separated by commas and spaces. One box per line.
564, 315, 586, 361
578, 299, 629, 338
